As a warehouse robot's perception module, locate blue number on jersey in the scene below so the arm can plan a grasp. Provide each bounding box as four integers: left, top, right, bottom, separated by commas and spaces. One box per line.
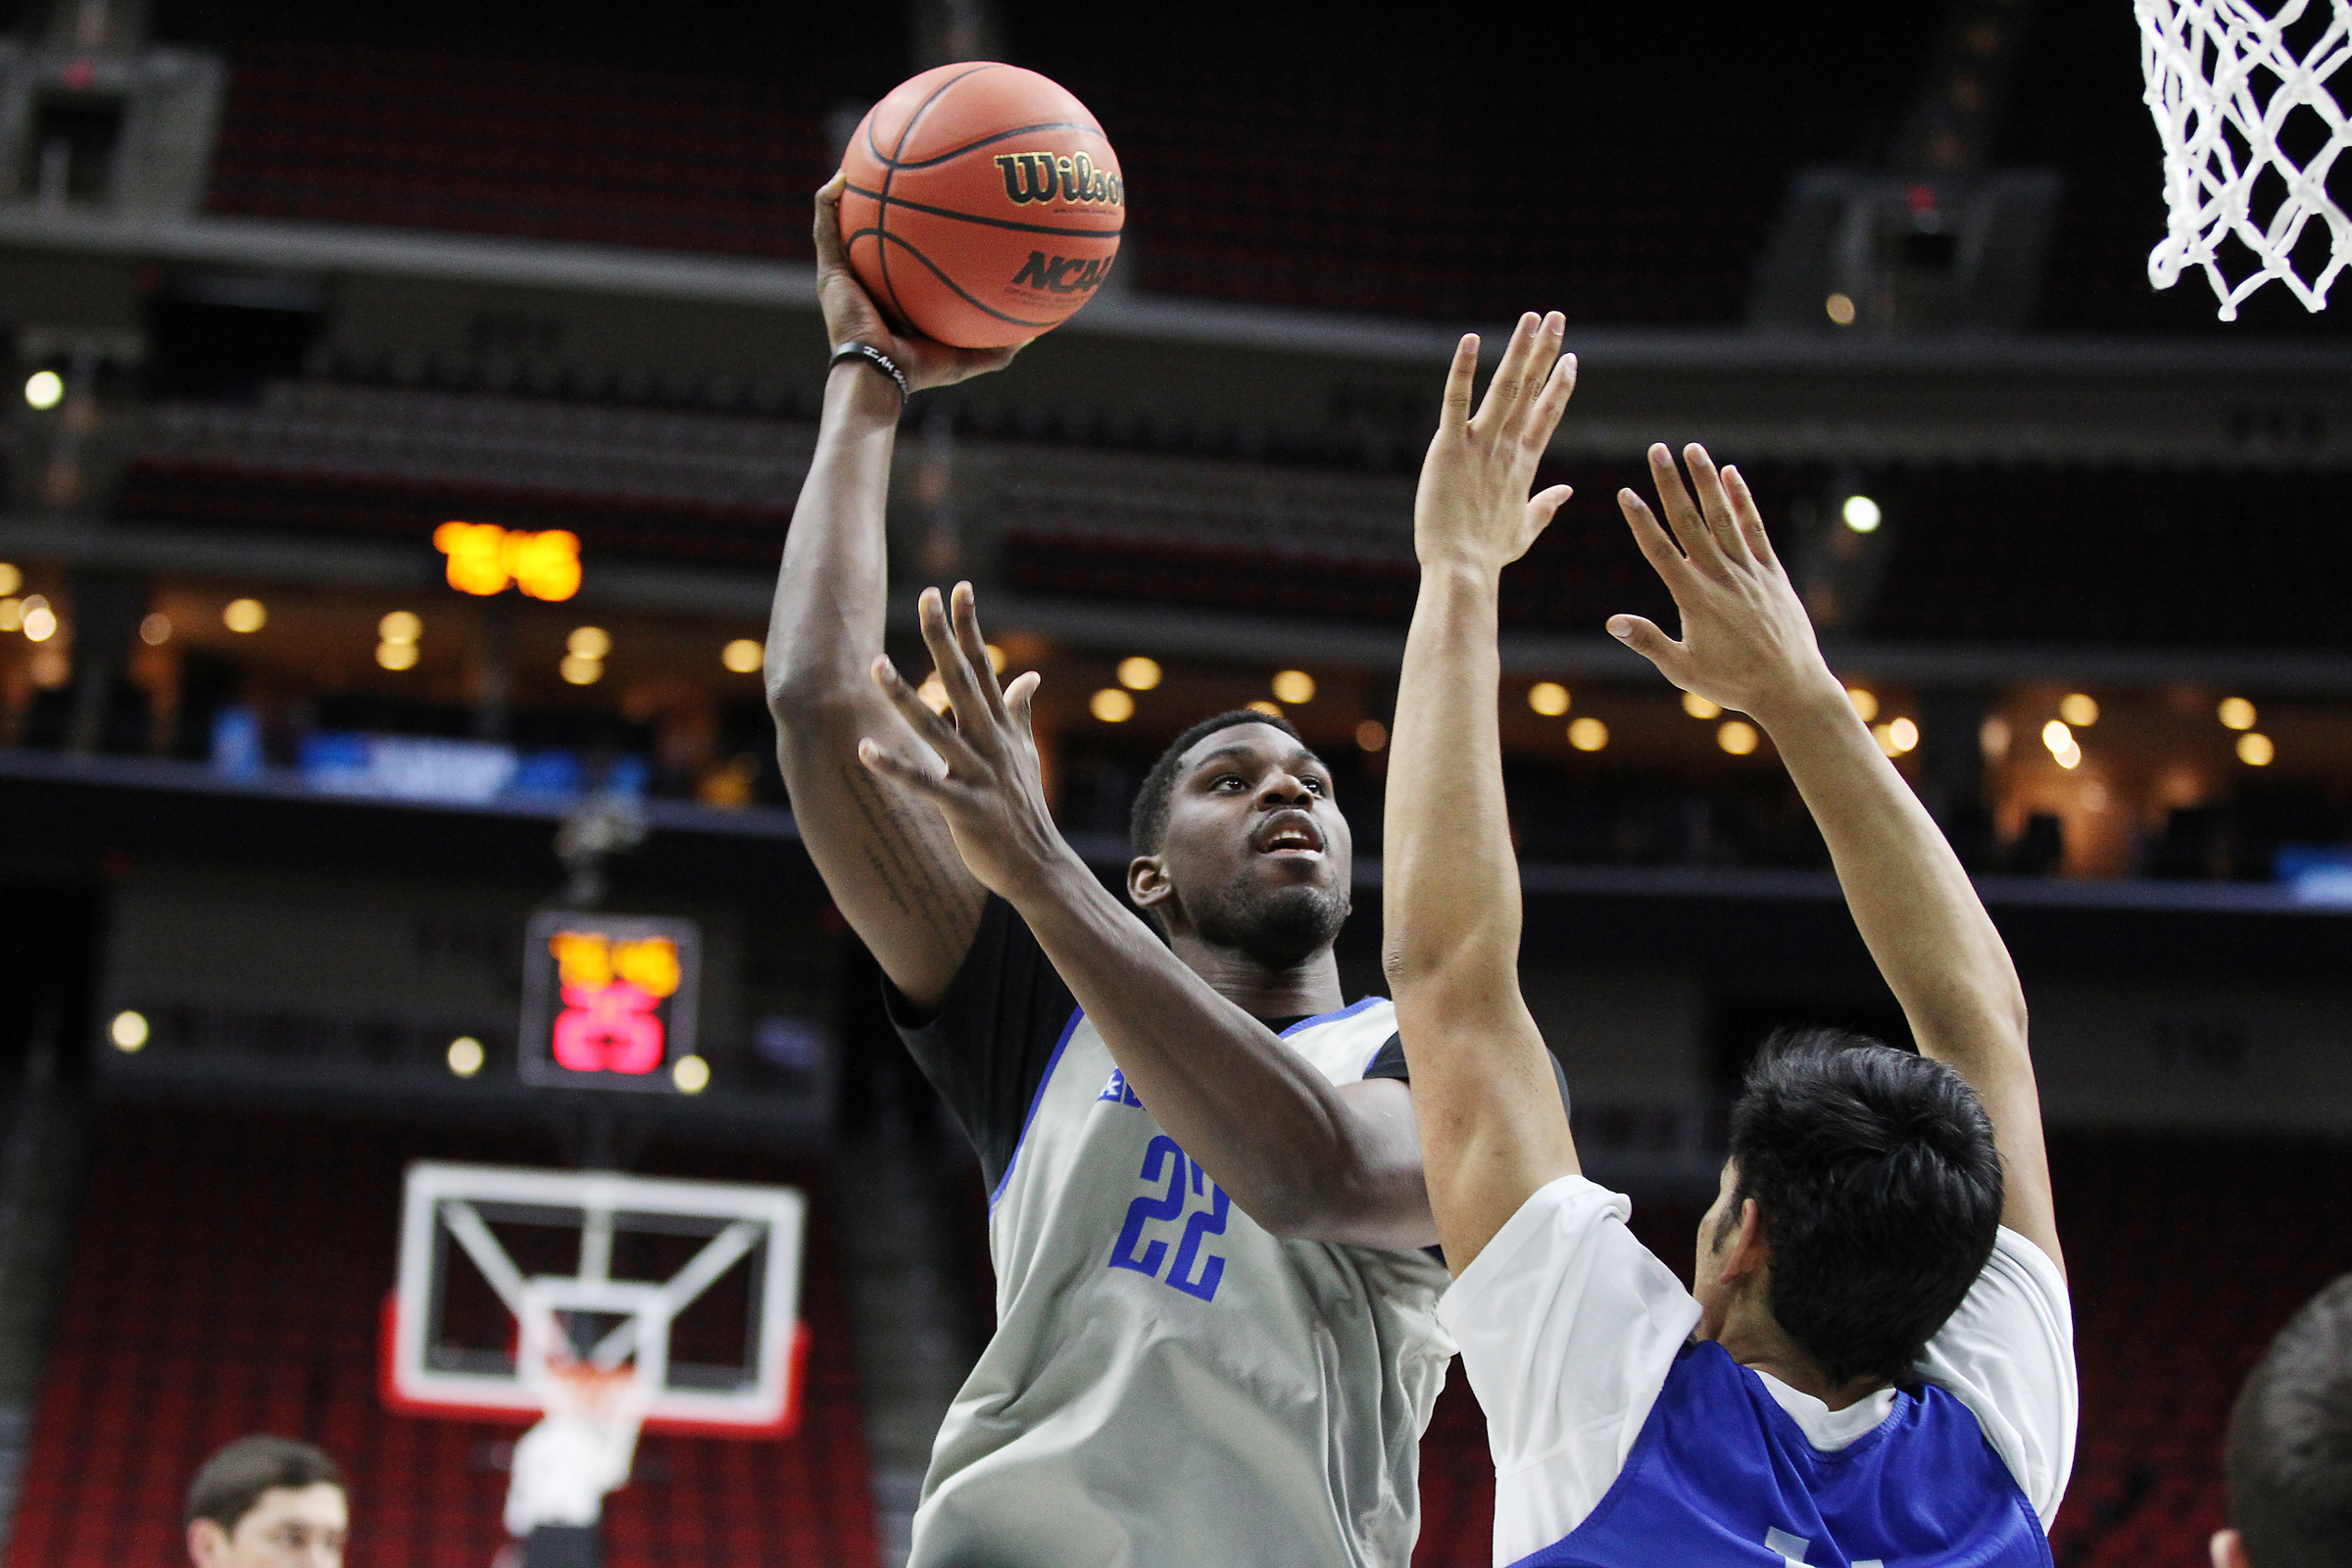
1108, 1134, 1229, 1301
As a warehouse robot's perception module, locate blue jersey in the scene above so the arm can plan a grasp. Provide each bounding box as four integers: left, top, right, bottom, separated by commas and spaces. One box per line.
1516, 1342, 2053, 1568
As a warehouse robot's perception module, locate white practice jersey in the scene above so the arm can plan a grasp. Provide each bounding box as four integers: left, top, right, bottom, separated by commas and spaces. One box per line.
890, 901, 1455, 1568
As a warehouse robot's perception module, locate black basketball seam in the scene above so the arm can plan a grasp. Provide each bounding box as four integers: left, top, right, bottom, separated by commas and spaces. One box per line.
862, 120, 1109, 172
874, 63, 998, 328
842, 182, 1124, 240
866, 227, 1064, 328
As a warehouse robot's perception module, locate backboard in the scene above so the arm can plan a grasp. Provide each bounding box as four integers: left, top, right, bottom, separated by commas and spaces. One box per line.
383, 1161, 808, 1437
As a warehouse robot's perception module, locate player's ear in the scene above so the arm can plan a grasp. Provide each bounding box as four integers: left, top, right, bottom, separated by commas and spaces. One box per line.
1722, 1197, 1769, 1280
187, 1519, 227, 1568
1127, 855, 1171, 912
2210, 1529, 2250, 1568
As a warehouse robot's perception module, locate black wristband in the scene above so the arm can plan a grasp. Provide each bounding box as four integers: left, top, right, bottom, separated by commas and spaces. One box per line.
828, 341, 909, 401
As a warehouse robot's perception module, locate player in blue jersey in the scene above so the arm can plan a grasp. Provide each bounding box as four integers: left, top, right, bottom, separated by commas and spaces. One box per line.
1383, 313, 2076, 1566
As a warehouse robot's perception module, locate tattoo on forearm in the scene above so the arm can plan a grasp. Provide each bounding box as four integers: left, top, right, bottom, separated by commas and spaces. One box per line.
836, 761, 982, 956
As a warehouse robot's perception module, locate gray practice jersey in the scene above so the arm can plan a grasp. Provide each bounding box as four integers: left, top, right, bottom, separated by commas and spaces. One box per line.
890, 898, 1456, 1568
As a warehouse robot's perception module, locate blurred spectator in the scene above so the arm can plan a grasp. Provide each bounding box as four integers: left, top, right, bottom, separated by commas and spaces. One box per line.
184, 1436, 348, 1568
2214, 1274, 2352, 1568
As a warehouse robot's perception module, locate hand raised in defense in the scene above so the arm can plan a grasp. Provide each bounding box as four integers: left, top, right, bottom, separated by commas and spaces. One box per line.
1412, 310, 1578, 574
1608, 443, 1844, 727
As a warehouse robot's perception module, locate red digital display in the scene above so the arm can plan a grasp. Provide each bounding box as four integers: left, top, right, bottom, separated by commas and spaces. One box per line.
519, 912, 701, 1091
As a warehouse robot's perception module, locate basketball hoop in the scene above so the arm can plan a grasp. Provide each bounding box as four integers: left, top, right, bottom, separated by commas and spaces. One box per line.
2137, 0, 2352, 318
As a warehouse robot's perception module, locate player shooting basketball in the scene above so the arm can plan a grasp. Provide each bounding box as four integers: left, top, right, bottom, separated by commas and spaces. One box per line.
766, 181, 1563, 1567
1381, 318, 2078, 1564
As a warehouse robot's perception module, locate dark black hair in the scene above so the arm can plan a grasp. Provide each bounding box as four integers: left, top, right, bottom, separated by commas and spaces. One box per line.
1721, 1027, 2003, 1389
2227, 1273, 2352, 1568
185, 1434, 345, 1532
1129, 708, 1307, 856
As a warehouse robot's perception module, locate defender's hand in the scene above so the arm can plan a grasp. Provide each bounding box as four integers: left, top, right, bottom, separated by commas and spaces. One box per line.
1412, 311, 1578, 574
858, 583, 1068, 899
815, 174, 1026, 392
1608, 443, 1843, 725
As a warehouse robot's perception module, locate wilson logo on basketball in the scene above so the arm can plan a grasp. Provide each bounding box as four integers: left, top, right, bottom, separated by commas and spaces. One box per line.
994, 150, 1123, 208
1011, 252, 1115, 295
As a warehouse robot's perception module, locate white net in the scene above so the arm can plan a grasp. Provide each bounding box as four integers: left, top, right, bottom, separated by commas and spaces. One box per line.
2138, 0, 2352, 318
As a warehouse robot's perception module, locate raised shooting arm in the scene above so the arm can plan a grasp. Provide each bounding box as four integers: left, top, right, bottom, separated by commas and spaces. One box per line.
1381, 314, 1582, 1275
763, 174, 1019, 1009
1608, 444, 2060, 1274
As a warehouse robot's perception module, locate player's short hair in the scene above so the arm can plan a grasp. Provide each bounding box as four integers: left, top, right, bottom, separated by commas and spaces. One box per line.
185, 1434, 345, 1533
1721, 1027, 2002, 1389
1129, 709, 1308, 856
2225, 1273, 2352, 1568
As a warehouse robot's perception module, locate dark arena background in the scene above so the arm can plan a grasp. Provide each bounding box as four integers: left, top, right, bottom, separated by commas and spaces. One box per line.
0, 0, 2344, 1564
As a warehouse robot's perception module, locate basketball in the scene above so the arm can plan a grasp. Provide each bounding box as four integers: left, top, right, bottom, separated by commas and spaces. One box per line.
839, 62, 1124, 350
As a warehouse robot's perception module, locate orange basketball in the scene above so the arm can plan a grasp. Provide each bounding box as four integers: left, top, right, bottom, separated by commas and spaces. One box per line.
839, 63, 1124, 350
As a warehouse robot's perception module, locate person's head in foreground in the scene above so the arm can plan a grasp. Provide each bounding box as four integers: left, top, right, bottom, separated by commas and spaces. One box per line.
1127, 709, 1349, 972
185, 1435, 347, 1568
2214, 1273, 2352, 1568
1695, 1027, 2005, 1396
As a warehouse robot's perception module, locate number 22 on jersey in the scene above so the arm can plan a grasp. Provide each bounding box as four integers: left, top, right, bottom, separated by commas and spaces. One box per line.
1108, 1135, 1230, 1301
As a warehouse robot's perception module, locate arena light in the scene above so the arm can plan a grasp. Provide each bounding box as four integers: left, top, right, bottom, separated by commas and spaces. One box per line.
1824, 292, 1857, 326
2042, 719, 2082, 769
1877, 716, 1919, 756
984, 643, 1007, 673
1271, 669, 1316, 705
1527, 681, 1570, 717
1118, 656, 1162, 691
916, 674, 950, 713
2218, 696, 2257, 730
1840, 495, 1883, 534
21, 597, 56, 642
109, 1009, 149, 1053
1247, 700, 1283, 718
1683, 692, 1722, 720
1846, 687, 1880, 721
1568, 716, 1609, 752
0, 564, 19, 595
722, 638, 763, 673
566, 626, 611, 661
1717, 719, 1759, 756
1090, 687, 1135, 722
2059, 693, 2099, 727
1355, 718, 1387, 752
139, 612, 172, 646
672, 1054, 711, 1094
447, 1036, 485, 1077
23, 369, 62, 410
2237, 732, 2275, 766
223, 597, 267, 633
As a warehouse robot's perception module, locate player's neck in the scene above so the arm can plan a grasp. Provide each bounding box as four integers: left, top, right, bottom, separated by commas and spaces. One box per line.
1710, 1301, 1887, 1412
1168, 934, 1347, 1021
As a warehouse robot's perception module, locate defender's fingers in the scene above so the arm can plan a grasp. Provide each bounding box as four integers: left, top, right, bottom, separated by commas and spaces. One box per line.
1440, 334, 1480, 428
1526, 482, 1574, 536
1644, 444, 1717, 569
947, 582, 1010, 719
1618, 488, 1695, 589
1004, 669, 1043, 746
870, 653, 984, 773
1724, 465, 1778, 567
1682, 444, 1747, 564
1523, 349, 1578, 453
1604, 614, 1693, 683
1475, 313, 1544, 427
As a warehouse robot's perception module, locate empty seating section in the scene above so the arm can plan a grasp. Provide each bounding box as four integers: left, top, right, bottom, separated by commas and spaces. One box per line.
6, 1107, 879, 1568
1403, 1135, 2352, 1567
1866, 468, 2352, 649
204, 41, 825, 258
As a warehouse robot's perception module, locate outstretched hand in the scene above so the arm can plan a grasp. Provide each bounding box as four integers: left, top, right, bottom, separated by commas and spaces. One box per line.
857, 582, 1067, 899
1413, 311, 1578, 573
1608, 444, 1841, 724
814, 173, 1026, 392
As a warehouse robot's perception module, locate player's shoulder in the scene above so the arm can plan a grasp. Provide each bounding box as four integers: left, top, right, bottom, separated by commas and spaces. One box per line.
1276, 997, 1398, 1084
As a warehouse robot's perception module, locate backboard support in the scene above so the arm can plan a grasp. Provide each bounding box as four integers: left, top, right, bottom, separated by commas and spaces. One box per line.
383, 1161, 808, 1438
